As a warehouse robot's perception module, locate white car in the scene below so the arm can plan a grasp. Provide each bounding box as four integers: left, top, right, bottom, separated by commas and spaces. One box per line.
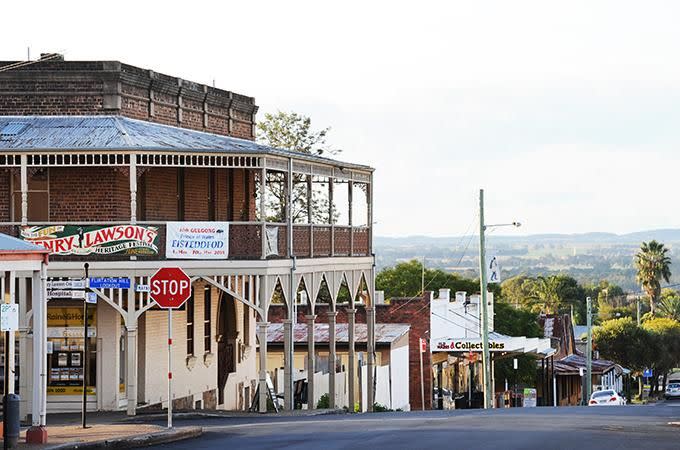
665, 382, 680, 400
588, 390, 625, 406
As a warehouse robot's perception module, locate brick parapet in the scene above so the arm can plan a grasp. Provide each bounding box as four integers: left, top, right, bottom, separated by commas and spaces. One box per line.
0, 59, 257, 140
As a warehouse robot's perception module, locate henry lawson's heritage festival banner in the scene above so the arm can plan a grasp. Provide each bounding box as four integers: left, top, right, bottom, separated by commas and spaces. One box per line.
21, 225, 160, 256
165, 222, 229, 259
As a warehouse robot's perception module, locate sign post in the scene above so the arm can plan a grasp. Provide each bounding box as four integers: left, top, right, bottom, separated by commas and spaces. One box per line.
82, 264, 90, 429
419, 338, 425, 411
149, 267, 192, 429
1, 303, 19, 450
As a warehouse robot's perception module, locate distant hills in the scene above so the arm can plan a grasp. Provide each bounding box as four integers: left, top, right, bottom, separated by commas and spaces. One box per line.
374, 229, 680, 291
375, 229, 680, 246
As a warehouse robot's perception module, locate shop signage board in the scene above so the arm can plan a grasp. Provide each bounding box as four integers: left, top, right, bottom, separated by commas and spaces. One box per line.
0, 304, 19, 331
523, 388, 537, 407
88, 277, 131, 290
165, 222, 229, 259
432, 338, 510, 352
20, 225, 160, 256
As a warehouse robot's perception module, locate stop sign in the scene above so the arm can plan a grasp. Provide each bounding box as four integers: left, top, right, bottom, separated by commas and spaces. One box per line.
150, 267, 192, 309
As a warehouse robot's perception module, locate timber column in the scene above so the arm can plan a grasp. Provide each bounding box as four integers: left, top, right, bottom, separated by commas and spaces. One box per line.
366, 306, 376, 411
347, 308, 357, 412
283, 318, 293, 410
327, 311, 337, 409
306, 314, 317, 409
257, 322, 269, 413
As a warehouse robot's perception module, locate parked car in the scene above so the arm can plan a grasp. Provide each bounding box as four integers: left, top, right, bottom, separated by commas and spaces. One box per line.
588, 390, 625, 406
665, 383, 680, 400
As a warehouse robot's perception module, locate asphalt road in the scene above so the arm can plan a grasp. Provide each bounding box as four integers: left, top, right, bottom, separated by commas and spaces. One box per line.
152, 402, 680, 450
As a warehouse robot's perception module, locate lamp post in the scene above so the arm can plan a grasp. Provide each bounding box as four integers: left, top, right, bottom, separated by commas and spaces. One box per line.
586, 296, 592, 403
478, 188, 521, 409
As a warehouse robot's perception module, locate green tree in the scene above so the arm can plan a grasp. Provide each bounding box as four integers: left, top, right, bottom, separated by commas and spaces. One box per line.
493, 302, 542, 385
375, 259, 478, 300
593, 317, 652, 399
499, 275, 533, 308
524, 275, 583, 314
641, 317, 680, 395
634, 240, 672, 316
256, 111, 337, 223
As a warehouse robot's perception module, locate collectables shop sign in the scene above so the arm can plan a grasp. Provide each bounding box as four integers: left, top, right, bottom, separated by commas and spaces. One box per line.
21, 225, 159, 256
165, 222, 229, 259
432, 338, 507, 352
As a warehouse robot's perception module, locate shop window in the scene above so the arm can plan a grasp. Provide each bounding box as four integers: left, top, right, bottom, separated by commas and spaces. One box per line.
204, 286, 211, 353
46, 305, 97, 397
11, 168, 49, 222
186, 293, 194, 356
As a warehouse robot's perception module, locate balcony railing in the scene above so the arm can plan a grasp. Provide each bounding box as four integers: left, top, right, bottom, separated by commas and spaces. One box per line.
1, 222, 371, 262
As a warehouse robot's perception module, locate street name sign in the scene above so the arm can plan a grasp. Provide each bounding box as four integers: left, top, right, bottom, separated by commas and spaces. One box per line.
0, 304, 19, 331
149, 268, 192, 309
48, 290, 87, 300
88, 277, 131, 290
47, 279, 87, 290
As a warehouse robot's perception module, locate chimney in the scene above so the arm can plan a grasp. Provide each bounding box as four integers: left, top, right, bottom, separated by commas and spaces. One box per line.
438, 288, 451, 302
375, 290, 385, 305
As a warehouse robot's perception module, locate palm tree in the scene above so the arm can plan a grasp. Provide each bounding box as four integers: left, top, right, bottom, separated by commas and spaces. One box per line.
657, 295, 680, 321
526, 275, 563, 314
634, 240, 672, 315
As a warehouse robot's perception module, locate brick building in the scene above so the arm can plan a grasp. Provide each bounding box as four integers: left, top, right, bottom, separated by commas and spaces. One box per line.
0, 55, 376, 429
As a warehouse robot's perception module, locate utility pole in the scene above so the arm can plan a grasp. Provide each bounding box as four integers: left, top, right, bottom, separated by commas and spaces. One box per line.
586, 296, 592, 403
478, 189, 492, 410
636, 296, 640, 326
421, 256, 425, 296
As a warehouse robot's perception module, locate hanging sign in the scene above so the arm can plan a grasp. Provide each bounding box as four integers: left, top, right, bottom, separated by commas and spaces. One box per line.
265, 226, 279, 256
21, 225, 159, 256
165, 222, 229, 259
487, 255, 501, 283
0, 304, 19, 331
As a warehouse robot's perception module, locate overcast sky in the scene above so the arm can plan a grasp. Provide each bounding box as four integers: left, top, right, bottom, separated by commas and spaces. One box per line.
3, 1, 680, 237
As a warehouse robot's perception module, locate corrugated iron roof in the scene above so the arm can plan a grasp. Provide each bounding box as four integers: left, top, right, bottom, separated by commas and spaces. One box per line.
553, 353, 618, 376
266, 323, 410, 345
0, 232, 48, 253
0, 115, 373, 171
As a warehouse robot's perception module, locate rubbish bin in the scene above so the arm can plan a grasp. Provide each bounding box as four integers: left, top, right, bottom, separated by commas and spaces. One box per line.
3, 393, 20, 448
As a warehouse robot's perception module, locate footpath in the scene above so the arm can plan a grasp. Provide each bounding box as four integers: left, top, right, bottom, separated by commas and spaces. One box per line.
10, 411, 201, 449
10, 408, 343, 449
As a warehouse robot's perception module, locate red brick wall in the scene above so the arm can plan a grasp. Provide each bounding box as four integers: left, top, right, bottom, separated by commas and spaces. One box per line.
137, 167, 255, 222
184, 168, 209, 221
268, 293, 433, 410
142, 168, 178, 221
0, 170, 10, 222
49, 167, 130, 221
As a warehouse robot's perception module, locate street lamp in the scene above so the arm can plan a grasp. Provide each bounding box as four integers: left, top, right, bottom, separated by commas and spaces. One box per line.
478, 189, 521, 409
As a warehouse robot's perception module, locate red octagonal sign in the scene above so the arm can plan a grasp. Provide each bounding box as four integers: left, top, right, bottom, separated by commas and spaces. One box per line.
150, 267, 192, 309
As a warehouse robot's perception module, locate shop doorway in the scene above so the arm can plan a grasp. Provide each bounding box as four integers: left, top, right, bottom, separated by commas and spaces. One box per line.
217, 292, 238, 406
